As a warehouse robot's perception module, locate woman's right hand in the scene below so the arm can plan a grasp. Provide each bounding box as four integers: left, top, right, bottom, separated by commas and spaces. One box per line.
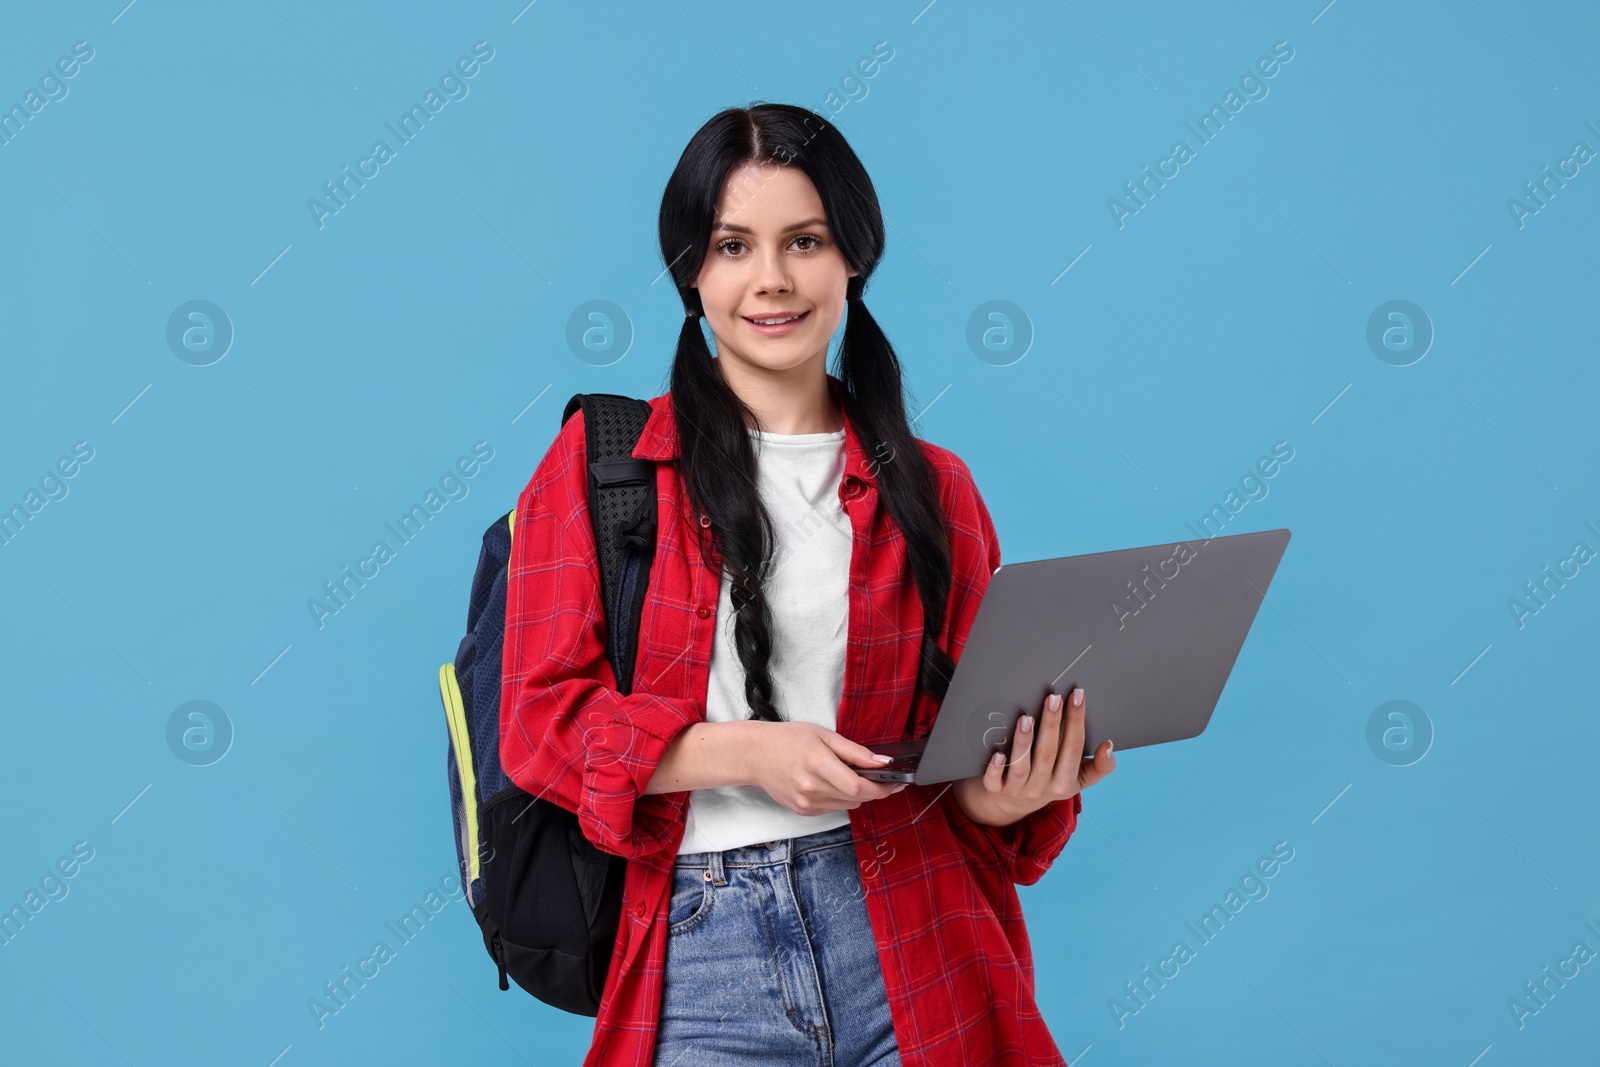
746, 722, 907, 816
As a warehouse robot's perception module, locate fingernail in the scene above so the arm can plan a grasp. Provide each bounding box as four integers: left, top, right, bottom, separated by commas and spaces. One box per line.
1073, 689, 1085, 707
1018, 714, 1033, 734
891, 783, 907, 792
1107, 739, 1113, 753
990, 752, 1004, 767
875, 754, 893, 762
1048, 693, 1062, 713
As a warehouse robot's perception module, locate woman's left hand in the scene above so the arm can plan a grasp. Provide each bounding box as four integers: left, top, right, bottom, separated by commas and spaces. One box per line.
952, 688, 1115, 828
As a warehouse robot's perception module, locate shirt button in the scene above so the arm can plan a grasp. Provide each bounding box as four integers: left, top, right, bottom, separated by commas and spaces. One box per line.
696, 605, 712, 618
634, 901, 646, 918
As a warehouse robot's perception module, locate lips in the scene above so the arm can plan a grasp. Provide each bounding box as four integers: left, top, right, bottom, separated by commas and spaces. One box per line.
740, 309, 811, 337
742, 311, 809, 325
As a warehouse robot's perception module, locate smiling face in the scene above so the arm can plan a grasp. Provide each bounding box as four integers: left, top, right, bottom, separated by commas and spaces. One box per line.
693, 161, 857, 385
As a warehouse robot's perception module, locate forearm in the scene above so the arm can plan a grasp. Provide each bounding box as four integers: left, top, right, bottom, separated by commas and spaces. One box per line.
643, 720, 762, 795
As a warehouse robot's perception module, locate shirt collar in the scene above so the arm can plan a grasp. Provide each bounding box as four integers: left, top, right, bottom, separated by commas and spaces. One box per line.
632, 370, 877, 487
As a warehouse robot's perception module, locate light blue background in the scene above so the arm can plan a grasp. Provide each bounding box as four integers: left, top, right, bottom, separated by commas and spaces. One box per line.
3, 1, 1597, 1064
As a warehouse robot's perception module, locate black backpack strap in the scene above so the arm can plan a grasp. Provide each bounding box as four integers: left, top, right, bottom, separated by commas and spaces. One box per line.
562, 393, 658, 695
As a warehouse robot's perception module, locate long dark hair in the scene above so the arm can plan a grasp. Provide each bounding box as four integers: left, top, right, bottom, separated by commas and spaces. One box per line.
656, 103, 955, 729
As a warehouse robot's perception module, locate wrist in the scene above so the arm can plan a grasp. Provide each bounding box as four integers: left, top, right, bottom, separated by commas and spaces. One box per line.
953, 776, 1027, 828
722, 719, 767, 789
953, 776, 997, 826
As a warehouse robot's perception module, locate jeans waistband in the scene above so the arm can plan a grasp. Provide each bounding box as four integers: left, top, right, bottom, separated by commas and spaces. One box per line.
672, 821, 855, 877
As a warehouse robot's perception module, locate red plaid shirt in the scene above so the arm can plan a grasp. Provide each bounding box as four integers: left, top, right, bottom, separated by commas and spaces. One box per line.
501, 372, 1082, 1066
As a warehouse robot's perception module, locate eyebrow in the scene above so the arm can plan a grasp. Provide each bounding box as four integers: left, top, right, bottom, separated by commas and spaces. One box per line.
711, 216, 831, 235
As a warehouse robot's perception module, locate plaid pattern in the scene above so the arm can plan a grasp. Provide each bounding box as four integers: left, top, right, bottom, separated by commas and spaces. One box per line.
502, 373, 1082, 1066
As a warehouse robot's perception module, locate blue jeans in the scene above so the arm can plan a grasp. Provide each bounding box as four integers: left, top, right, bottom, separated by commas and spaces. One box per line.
652, 821, 902, 1067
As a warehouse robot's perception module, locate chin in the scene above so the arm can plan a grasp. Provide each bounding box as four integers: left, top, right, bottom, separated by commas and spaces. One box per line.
733, 351, 817, 375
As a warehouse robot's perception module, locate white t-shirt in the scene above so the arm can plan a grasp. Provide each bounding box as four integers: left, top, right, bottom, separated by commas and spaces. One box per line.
676, 425, 854, 854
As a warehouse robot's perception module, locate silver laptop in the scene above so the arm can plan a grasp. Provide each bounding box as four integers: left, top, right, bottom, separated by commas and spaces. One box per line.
860, 527, 1291, 785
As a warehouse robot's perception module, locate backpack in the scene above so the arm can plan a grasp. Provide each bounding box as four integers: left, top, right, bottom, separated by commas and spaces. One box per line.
437, 393, 659, 1016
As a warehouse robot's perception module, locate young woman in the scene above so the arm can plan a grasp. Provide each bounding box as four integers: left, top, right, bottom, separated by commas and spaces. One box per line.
500, 103, 1117, 1067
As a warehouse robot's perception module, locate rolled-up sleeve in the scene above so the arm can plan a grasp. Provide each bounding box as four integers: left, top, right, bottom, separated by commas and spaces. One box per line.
499, 412, 702, 861
929, 453, 1082, 887
944, 786, 1081, 887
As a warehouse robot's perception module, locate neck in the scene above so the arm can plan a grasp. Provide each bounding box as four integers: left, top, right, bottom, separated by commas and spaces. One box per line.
714, 355, 842, 435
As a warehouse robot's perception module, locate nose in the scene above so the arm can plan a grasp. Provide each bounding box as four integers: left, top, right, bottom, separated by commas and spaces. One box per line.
752, 246, 793, 296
